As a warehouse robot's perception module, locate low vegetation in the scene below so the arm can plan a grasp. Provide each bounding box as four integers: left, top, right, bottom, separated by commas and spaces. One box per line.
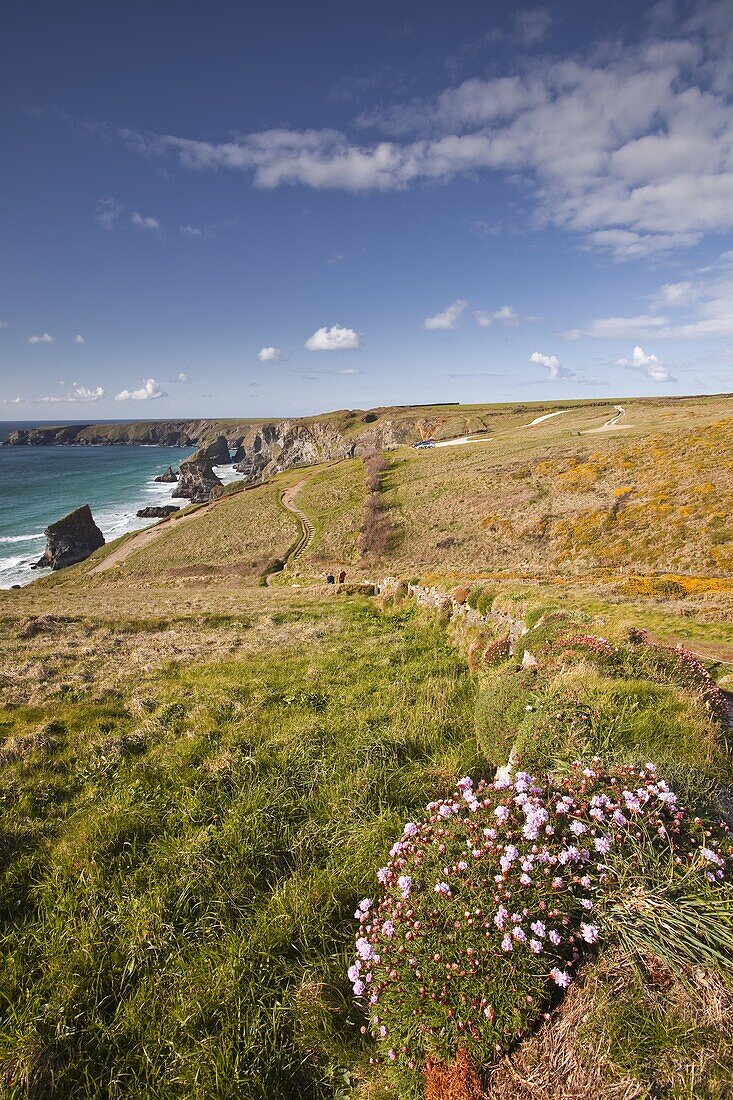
3, 393, 733, 1098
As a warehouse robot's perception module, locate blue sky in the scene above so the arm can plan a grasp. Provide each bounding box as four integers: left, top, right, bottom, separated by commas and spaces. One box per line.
2, 0, 733, 418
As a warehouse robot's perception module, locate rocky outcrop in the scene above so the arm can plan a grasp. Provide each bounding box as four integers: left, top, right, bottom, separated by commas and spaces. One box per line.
172, 447, 223, 503
136, 505, 181, 518
203, 436, 231, 465
33, 505, 105, 571
154, 465, 179, 483
232, 419, 415, 483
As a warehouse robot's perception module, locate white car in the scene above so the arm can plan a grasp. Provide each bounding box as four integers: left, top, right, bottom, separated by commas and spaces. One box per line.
412, 440, 435, 449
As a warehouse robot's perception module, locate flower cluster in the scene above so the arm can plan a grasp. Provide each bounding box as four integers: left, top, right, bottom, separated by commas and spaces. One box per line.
556, 632, 618, 662
482, 634, 511, 667
648, 643, 730, 725
350, 762, 732, 1081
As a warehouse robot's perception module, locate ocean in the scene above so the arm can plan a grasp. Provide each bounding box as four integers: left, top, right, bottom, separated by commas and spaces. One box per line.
0, 422, 240, 588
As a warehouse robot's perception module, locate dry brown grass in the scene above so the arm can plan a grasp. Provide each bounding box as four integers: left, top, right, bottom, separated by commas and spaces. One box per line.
484, 952, 733, 1099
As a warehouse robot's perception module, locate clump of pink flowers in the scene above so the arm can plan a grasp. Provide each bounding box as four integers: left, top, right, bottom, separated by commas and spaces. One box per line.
350, 761, 732, 1079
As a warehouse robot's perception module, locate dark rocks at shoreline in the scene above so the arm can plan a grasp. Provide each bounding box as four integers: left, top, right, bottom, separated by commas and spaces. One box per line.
172, 447, 223, 503
136, 505, 181, 518
33, 505, 105, 571
154, 465, 179, 483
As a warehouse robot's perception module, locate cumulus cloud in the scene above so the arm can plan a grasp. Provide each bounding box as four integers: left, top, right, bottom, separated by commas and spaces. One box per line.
180, 225, 204, 237
304, 324, 360, 351
474, 311, 492, 327
74, 333, 85, 344
130, 212, 161, 233
0, 396, 24, 405
616, 345, 672, 381
424, 300, 468, 329
95, 197, 124, 229
174, 372, 191, 383
28, 333, 53, 344
115, 377, 167, 401
530, 350, 576, 380
41, 385, 105, 403
257, 346, 288, 362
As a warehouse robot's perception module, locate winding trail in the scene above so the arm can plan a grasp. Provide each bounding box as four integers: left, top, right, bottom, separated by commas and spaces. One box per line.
524, 410, 567, 427
265, 479, 315, 585
280, 481, 315, 560
582, 405, 632, 434
88, 499, 218, 575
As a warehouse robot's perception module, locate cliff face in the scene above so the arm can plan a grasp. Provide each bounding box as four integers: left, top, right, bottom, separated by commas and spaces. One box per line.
33, 505, 105, 571
5, 407, 484, 482
233, 418, 419, 481
6, 420, 244, 448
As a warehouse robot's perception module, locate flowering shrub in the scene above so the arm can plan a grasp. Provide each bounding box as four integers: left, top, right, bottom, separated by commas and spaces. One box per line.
556, 631, 618, 663
350, 763, 732, 1097
643, 643, 730, 726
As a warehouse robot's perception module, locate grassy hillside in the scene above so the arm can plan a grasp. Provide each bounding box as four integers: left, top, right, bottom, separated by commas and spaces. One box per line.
2, 392, 733, 1098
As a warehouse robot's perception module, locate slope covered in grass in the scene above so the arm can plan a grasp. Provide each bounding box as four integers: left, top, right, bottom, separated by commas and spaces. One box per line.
0, 597, 478, 1099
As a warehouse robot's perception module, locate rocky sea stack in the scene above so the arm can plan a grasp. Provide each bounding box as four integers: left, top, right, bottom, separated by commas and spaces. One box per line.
172, 447, 223, 504
154, 465, 179, 483
33, 505, 105, 571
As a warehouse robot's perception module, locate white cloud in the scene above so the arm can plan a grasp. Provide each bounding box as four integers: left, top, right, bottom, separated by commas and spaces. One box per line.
176, 372, 190, 383
0, 396, 24, 405
569, 253, 733, 339
474, 311, 492, 327
95, 197, 124, 229
530, 350, 576, 380
115, 377, 167, 401
515, 7, 551, 46
180, 225, 204, 237
109, 25, 733, 255
616, 345, 672, 381
130, 212, 161, 233
585, 229, 702, 260
257, 346, 288, 362
564, 314, 669, 340
653, 281, 698, 308
304, 324, 360, 351
494, 305, 519, 324
28, 333, 53, 344
424, 299, 468, 330
0, 321, 9, 328
74, 333, 85, 344
335, 367, 361, 375
40, 385, 105, 403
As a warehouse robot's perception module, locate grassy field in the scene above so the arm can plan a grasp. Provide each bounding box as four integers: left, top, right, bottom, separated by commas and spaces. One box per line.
0, 596, 479, 1099
2, 392, 733, 1097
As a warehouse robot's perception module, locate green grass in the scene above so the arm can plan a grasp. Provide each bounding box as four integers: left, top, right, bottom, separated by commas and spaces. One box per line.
0, 598, 480, 1099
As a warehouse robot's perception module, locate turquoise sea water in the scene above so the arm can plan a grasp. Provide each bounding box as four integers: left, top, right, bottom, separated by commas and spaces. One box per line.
0, 423, 239, 588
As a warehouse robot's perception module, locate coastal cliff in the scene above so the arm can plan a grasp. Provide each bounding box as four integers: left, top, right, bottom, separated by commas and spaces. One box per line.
5, 405, 491, 483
